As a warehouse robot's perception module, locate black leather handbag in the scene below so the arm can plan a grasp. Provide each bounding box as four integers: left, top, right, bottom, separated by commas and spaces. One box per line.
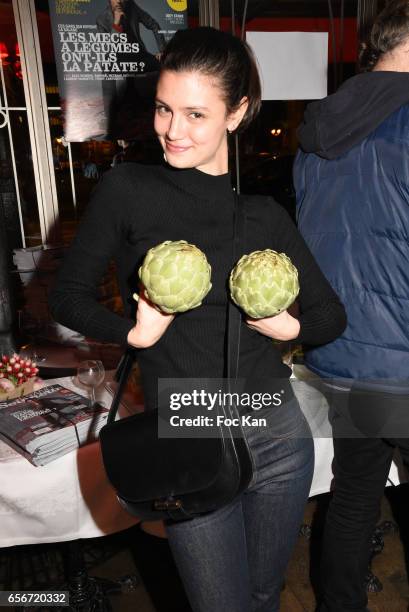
99, 196, 255, 522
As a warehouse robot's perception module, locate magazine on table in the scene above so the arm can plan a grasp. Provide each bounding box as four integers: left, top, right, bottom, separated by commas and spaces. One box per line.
0, 384, 109, 466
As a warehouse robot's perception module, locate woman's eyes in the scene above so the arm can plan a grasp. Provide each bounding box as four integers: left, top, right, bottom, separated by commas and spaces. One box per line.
155, 106, 204, 120
155, 105, 170, 115
189, 112, 204, 120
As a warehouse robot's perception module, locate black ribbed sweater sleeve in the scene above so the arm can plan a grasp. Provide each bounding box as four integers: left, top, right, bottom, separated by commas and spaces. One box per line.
50, 167, 346, 350
270, 201, 347, 346
49, 169, 135, 345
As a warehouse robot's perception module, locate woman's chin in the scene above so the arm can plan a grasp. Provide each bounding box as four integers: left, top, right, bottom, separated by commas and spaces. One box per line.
166, 155, 195, 169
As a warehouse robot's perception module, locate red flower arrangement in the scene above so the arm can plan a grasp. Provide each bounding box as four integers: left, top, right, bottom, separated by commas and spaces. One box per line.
0, 354, 42, 399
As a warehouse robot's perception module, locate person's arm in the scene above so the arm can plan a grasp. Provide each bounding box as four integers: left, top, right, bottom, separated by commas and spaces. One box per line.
247, 201, 347, 345
133, 3, 166, 50
49, 167, 173, 348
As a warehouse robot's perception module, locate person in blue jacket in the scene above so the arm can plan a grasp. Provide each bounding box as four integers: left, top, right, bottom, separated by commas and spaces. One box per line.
294, 1, 409, 610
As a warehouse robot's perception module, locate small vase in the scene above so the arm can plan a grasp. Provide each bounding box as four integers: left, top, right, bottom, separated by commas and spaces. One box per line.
0, 378, 35, 402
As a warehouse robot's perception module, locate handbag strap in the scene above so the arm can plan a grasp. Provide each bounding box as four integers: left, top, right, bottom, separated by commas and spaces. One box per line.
107, 194, 245, 424
226, 194, 245, 381
107, 348, 136, 424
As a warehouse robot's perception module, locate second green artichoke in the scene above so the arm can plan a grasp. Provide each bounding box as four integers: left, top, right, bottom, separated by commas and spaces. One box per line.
229, 249, 299, 318
138, 240, 212, 313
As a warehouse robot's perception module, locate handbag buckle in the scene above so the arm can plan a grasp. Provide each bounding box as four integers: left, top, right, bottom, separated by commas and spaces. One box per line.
154, 498, 183, 511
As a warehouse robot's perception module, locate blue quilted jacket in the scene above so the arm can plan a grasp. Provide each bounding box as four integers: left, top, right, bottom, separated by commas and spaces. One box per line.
294, 72, 409, 384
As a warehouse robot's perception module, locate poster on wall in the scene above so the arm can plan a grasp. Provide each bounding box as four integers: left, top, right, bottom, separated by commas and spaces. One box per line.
246, 32, 328, 100
49, 1, 188, 141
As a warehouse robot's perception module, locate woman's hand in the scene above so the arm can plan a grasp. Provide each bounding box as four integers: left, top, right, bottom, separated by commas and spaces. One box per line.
246, 310, 300, 342
127, 291, 175, 349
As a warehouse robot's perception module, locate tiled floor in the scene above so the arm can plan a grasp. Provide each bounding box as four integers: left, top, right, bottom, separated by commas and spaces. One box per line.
2, 489, 409, 611
282, 490, 409, 611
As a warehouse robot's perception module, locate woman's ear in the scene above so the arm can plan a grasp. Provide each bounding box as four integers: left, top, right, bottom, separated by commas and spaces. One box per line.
227, 97, 249, 132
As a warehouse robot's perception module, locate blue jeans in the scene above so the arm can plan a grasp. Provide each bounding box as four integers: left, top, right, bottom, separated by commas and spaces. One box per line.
165, 397, 314, 612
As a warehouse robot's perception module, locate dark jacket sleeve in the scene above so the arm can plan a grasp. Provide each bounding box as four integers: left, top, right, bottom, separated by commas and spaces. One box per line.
49, 169, 135, 346
133, 3, 166, 49
270, 201, 347, 346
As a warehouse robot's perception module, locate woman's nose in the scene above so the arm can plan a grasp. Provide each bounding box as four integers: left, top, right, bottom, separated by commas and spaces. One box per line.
166, 115, 184, 140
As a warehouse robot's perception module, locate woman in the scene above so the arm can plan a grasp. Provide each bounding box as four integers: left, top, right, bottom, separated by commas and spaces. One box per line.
50, 27, 346, 612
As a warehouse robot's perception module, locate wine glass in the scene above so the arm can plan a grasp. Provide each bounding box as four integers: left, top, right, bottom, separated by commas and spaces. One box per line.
77, 360, 105, 407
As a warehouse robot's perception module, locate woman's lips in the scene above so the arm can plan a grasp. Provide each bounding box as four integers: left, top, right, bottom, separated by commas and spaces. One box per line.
165, 141, 192, 154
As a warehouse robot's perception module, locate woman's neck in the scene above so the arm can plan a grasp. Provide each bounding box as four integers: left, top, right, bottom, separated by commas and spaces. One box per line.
194, 142, 229, 176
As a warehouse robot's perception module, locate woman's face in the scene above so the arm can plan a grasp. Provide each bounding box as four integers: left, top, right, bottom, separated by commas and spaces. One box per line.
154, 70, 240, 175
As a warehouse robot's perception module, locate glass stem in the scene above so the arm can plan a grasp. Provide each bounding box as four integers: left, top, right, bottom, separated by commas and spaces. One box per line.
90, 386, 96, 407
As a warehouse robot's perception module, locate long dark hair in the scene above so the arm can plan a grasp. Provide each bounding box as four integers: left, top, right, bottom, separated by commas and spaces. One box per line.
160, 27, 261, 133
359, 0, 409, 71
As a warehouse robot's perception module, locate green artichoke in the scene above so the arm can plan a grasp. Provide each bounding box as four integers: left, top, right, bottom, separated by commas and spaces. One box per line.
137, 240, 212, 313
229, 249, 299, 318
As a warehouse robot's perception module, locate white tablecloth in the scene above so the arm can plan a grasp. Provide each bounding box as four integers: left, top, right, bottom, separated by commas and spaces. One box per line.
0, 376, 139, 548
0, 369, 404, 548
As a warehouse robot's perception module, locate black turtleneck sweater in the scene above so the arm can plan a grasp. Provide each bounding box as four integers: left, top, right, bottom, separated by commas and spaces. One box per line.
49, 162, 346, 408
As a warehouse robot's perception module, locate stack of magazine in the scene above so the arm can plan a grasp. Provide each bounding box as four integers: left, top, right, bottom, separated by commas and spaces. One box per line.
0, 384, 109, 466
